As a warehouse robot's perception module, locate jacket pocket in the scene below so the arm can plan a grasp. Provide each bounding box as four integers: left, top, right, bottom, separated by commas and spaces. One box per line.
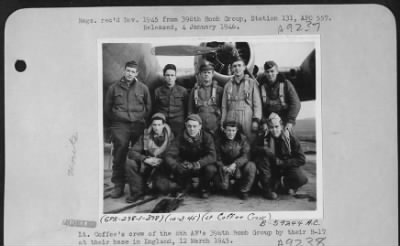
159, 95, 169, 106
173, 95, 184, 106
113, 92, 124, 105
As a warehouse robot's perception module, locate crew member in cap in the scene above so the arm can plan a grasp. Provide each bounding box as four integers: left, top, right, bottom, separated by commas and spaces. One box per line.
161, 114, 217, 198
252, 113, 308, 200
154, 64, 188, 137
124, 113, 174, 203
188, 62, 223, 135
104, 60, 152, 198
221, 57, 262, 142
214, 121, 256, 200
257, 61, 301, 133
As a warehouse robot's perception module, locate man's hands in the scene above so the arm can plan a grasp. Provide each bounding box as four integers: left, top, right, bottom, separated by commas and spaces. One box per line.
285, 123, 293, 134
251, 121, 259, 132
223, 163, 237, 176
180, 161, 201, 171
143, 157, 162, 167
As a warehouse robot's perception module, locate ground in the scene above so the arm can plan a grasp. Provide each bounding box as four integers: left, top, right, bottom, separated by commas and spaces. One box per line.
103, 141, 317, 214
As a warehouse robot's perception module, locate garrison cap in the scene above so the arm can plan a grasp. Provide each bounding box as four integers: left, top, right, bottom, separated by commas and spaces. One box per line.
264, 61, 278, 70
267, 112, 282, 122
151, 112, 166, 122
185, 114, 202, 124
231, 56, 245, 65
199, 63, 215, 72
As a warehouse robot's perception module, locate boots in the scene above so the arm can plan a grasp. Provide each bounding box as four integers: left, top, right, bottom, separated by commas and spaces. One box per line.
111, 184, 125, 198
126, 193, 144, 203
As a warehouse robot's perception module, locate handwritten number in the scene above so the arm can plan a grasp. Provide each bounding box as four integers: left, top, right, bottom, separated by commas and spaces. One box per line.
315, 23, 320, 32
315, 237, 326, 246
295, 239, 303, 246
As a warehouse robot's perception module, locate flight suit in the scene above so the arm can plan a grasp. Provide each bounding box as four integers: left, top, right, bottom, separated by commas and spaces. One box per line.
104, 77, 152, 186
188, 81, 223, 135
154, 85, 188, 137
214, 132, 256, 194
252, 131, 308, 194
221, 76, 262, 141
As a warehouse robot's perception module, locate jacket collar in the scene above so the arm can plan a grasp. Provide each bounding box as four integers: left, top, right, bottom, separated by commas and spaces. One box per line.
183, 130, 202, 143
119, 77, 137, 89
233, 74, 245, 84
145, 124, 172, 139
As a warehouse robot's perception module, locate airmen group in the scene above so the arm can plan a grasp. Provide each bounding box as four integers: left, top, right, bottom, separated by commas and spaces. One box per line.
104, 58, 308, 203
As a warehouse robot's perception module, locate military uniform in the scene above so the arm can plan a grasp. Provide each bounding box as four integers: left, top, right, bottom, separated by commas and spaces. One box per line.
126, 121, 174, 200
221, 75, 262, 140
252, 131, 308, 195
156, 129, 217, 194
257, 73, 301, 125
188, 80, 223, 135
154, 85, 188, 137
214, 132, 256, 197
104, 77, 152, 188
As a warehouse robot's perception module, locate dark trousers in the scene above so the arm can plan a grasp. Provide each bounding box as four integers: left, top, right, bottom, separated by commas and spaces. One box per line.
215, 161, 257, 193
110, 121, 145, 185
256, 157, 308, 192
125, 159, 157, 196
166, 116, 185, 138
153, 163, 218, 194
125, 159, 144, 195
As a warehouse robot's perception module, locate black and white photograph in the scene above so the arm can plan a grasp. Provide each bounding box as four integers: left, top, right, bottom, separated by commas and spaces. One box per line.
101, 37, 321, 214
4, 4, 397, 245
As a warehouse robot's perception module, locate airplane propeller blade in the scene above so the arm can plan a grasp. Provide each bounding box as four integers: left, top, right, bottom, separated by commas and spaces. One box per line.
151, 45, 218, 56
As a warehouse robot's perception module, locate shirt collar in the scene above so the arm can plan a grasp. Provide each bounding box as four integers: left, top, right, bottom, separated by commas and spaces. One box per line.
233, 74, 245, 84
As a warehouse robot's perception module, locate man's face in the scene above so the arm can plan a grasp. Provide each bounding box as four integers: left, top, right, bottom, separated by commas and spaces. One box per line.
200, 70, 213, 84
264, 66, 278, 83
185, 120, 202, 137
224, 126, 238, 140
268, 118, 283, 138
232, 60, 245, 77
164, 69, 176, 88
151, 119, 164, 136
123, 66, 138, 82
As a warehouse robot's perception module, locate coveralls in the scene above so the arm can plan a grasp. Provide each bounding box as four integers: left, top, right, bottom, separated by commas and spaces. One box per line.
221, 75, 262, 141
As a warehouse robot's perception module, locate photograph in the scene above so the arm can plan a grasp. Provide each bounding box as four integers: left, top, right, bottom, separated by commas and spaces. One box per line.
101, 37, 320, 214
